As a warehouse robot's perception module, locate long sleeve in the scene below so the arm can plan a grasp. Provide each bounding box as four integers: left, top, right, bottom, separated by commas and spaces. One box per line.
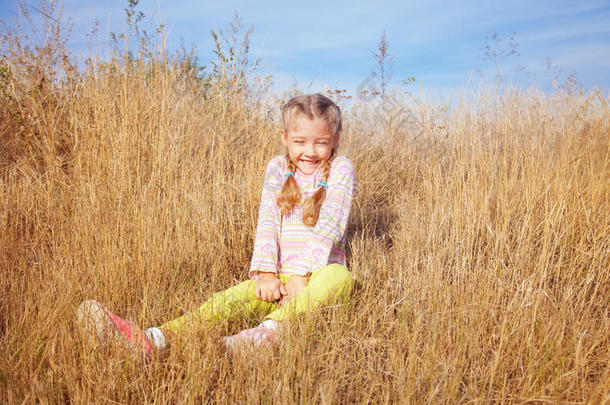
292, 157, 356, 275
249, 156, 284, 279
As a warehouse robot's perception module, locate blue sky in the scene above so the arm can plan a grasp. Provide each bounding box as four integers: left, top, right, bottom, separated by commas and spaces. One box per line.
1, 0, 609, 99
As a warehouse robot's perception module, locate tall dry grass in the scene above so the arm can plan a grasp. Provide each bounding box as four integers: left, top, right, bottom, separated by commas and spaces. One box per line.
1, 4, 609, 403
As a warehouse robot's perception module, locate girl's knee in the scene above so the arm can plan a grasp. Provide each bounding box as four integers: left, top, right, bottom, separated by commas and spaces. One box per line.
317, 264, 354, 291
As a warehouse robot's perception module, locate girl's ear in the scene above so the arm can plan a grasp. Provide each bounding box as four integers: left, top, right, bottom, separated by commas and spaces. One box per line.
333, 133, 341, 148
281, 129, 288, 147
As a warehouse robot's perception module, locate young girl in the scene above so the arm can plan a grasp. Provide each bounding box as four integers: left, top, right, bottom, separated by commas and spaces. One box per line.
77, 93, 356, 360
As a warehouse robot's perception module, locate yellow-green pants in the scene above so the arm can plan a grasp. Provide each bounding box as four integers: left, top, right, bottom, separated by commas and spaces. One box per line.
161, 264, 353, 333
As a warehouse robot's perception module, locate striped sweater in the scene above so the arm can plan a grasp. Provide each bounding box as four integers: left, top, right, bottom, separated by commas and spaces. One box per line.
249, 154, 356, 279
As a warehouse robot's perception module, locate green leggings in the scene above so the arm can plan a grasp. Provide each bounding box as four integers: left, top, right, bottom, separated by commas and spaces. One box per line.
161, 264, 354, 333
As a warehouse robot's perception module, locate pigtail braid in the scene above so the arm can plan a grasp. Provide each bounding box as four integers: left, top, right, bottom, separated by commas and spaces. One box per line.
302, 151, 336, 227
276, 154, 302, 215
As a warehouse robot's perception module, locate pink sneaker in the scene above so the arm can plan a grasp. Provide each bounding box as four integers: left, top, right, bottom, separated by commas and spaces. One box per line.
222, 325, 276, 350
77, 299, 153, 362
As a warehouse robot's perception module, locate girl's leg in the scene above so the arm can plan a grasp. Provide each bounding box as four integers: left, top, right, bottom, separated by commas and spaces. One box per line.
159, 279, 278, 335
265, 263, 354, 322
222, 264, 353, 349
77, 280, 278, 358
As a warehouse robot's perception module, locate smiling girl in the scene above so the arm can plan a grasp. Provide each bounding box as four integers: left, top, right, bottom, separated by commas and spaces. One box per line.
77, 93, 356, 359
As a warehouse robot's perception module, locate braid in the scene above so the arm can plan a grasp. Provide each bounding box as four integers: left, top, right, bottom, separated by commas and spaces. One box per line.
276, 154, 302, 215
302, 151, 336, 227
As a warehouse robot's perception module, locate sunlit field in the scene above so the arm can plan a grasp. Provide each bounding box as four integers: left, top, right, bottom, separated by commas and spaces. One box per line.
1, 4, 608, 403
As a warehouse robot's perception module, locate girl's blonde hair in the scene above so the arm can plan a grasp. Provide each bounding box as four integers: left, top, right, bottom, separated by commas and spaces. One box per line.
277, 93, 342, 227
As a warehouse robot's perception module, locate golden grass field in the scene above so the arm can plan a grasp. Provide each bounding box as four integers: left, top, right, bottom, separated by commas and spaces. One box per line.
1, 5, 609, 403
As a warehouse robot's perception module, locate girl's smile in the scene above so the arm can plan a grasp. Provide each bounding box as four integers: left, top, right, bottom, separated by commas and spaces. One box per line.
281, 116, 338, 175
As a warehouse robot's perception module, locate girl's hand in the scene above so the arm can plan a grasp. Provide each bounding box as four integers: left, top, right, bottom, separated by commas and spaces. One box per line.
255, 272, 287, 302
281, 274, 309, 305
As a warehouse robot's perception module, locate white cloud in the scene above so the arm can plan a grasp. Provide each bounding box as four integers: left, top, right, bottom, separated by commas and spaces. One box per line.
542, 43, 610, 68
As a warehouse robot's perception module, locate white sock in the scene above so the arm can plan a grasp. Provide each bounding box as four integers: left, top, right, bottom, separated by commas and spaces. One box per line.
260, 319, 278, 331
145, 327, 167, 351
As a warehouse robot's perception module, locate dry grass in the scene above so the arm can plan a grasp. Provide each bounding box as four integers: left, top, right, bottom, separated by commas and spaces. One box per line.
1, 5, 609, 403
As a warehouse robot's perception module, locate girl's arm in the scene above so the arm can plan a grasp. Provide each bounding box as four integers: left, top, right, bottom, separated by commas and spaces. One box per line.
294, 157, 356, 275
249, 156, 283, 280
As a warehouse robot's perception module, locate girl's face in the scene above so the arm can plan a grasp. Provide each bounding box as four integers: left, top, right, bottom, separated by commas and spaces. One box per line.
281, 116, 338, 175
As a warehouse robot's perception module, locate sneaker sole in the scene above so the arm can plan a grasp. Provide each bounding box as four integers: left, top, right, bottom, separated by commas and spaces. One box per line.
77, 299, 122, 348
76, 299, 150, 362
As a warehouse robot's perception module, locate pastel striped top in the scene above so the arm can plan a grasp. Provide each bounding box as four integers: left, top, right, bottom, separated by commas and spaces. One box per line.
249, 154, 356, 279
